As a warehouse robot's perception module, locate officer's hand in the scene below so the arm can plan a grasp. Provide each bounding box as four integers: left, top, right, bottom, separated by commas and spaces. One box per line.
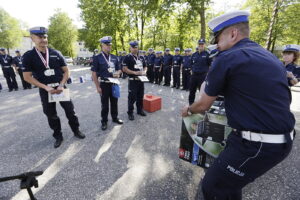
45, 86, 56, 94
287, 71, 294, 78
97, 87, 102, 94
135, 71, 143, 76
181, 106, 189, 117
56, 86, 64, 94
113, 74, 119, 78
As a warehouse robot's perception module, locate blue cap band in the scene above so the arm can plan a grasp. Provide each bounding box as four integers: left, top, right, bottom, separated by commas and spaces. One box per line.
213, 15, 248, 33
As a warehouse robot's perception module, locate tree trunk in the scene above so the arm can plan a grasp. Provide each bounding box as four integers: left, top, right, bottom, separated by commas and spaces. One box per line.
265, 0, 281, 50
199, 0, 206, 39
141, 11, 145, 50
135, 13, 139, 41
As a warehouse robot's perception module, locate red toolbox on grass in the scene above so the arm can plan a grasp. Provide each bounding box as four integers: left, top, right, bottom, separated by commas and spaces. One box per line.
143, 94, 162, 112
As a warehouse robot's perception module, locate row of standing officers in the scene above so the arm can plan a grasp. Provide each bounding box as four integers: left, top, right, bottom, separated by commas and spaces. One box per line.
115, 38, 212, 105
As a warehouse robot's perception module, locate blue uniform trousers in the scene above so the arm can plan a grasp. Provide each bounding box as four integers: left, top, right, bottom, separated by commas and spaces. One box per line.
202, 131, 294, 200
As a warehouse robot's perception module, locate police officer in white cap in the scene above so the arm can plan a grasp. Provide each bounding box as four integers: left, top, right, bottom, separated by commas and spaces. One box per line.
91, 36, 123, 130
23, 26, 85, 148
182, 11, 295, 199
282, 44, 300, 86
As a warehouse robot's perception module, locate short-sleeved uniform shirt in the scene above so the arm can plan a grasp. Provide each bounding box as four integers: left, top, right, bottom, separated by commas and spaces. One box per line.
182, 55, 192, 69
91, 52, 119, 79
122, 54, 146, 78
285, 62, 300, 86
147, 53, 156, 65
154, 56, 163, 67
22, 48, 67, 84
0, 54, 13, 67
13, 56, 25, 70
205, 38, 295, 133
173, 55, 183, 66
191, 50, 211, 73
163, 54, 173, 66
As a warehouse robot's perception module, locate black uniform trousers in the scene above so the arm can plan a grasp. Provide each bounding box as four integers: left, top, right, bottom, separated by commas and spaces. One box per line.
147, 64, 154, 83
172, 66, 181, 88
163, 66, 171, 85
18, 69, 31, 89
128, 80, 144, 114
202, 130, 293, 200
39, 88, 79, 140
182, 68, 191, 90
100, 82, 118, 123
2, 67, 18, 90
154, 67, 161, 84
188, 72, 207, 105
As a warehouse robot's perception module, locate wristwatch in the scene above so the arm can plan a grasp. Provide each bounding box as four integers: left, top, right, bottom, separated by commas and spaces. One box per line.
187, 106, 193, 116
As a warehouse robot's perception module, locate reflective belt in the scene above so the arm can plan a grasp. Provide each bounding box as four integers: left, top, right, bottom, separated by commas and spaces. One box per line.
3, 66, 11, 69
154, 66, 161, 68
129, 77, 140, 81
47, 83, 59, 87
173, 65, 180, 67
237, 130, 294, 143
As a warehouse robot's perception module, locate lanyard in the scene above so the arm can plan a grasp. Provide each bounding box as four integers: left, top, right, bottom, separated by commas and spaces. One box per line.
17, 56, 22, 62
130, 53, 140, 63
2, 55, 8, 62
101, 52, 111, 65
35, 48, 49, 69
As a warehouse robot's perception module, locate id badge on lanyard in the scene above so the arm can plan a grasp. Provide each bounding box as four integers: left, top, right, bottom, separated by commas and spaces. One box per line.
35, 48, 55, 77
102, 52, 115, 73
133, 56, 143, 71
3, 55, 8, 64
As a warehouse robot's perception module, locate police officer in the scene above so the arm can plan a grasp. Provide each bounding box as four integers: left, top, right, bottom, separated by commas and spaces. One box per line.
91, 36, 123, 131
282, 44, 300, 86
154, 51, 163, 84
12, 50, 32, 90
172, 48, 183, 89
162, 48, 173, 86
23, 27, 85, 148
0, 48, 18, 92
147, 48, 155, 83
181, 48, 192, 91
122, 41, 147, 120
182, 11, 295, 199
120, 51, 127, 79
188, 39, 211, 104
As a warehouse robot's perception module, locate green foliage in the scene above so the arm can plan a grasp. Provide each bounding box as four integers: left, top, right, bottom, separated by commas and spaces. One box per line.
243, 0, 300, 51
0, 8, 23, 53
48, 9, 78, 57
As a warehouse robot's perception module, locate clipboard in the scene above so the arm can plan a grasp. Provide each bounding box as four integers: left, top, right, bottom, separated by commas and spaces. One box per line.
107, 78, 120, 85
138, 76, 149, 82
48, 88, 71, 102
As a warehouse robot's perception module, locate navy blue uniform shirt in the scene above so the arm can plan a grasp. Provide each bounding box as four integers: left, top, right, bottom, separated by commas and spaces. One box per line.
147, 53, 156, 65
13, 56, 25, 70
173, 55, 183, 66
191, 50, 211, 73
23, 48, 67, 84
154, 57, 163, 67
122, 54, 146, 78
286, 63, 300, 86
182, 55, 192, 69
0, 54, 13, 67
91, 52, 120, 79
163, 54, 173, 66
205, 38, 295, 133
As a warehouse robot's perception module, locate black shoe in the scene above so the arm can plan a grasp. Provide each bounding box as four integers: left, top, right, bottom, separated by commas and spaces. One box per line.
172, 85, 176, 88
137, 111, 147, 116
54, 138, 63, 148
163, 84, 167, 86
8, 89, 13, 92
176, 86, 180, 89
181, 88, 185, 90
113, 118, 123, 124
14, 88, 18, 91
128, 114, 135, 121
101, 122, 107, 130
74, 130, 85, 139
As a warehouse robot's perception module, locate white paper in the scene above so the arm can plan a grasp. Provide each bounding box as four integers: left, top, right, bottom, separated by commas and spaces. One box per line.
138, 76, 149, 82
48, 88, 71, 102
107, 78, 120, 85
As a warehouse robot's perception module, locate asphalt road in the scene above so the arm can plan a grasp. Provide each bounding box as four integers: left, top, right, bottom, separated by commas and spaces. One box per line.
0, 65, 299, 200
